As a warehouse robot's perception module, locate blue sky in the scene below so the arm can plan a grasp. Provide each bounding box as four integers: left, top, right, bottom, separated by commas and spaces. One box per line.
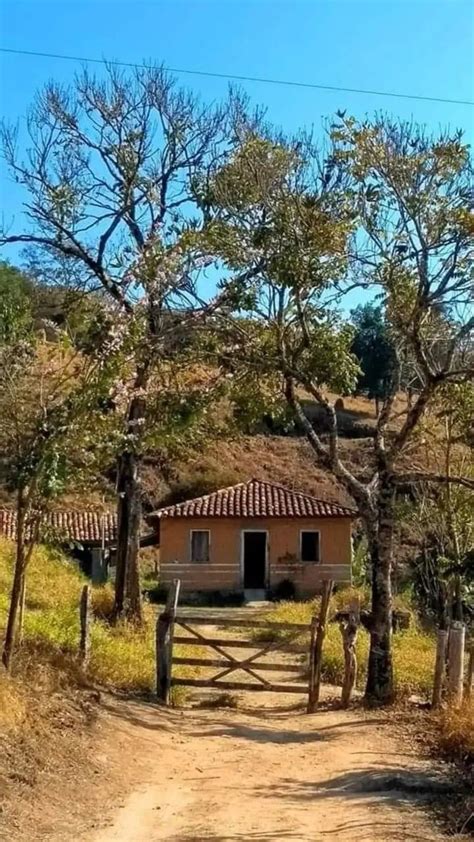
1, 0, 473, 291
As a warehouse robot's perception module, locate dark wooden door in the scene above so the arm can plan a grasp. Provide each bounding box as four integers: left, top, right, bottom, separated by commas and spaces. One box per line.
243, 532, 267, 589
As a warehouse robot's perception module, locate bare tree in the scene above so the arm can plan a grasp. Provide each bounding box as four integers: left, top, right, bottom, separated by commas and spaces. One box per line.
1, 64, 252, 620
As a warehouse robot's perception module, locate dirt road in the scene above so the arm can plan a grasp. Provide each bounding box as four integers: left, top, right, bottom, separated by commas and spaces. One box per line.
86, 692, 451, 842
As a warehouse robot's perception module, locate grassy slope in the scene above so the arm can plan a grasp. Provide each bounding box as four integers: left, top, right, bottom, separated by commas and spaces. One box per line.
0, 538, 196, 699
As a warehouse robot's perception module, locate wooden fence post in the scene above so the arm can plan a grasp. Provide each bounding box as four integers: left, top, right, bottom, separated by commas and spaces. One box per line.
447, 622, 465, 706
307, 614, 318, 712
307, 579, 333, 713
340, 614, 358, 708
79, 584, 91, 667
432, 628, 449, 709
156, 579, 181, 705
465, 643, 473, 700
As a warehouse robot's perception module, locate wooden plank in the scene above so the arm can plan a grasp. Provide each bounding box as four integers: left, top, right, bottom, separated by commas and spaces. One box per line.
174, 636, 307, 653
171, 677, 308, 693
79, 584, 90, 667
175, 615, 310, 631
466, 645, 473, 699
447, 622, 465, 705
156, 579, 180, 705
173, 656, 303, 673
432, 628, 449, 708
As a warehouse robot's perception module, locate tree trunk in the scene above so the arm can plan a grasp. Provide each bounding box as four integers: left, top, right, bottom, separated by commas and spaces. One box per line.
340, 614, 358, 708
17, 571, 27, 646
2, 496, 27, 671
114, 448, 143, 623
114, 369, 148, 624
365, 516, 394, 704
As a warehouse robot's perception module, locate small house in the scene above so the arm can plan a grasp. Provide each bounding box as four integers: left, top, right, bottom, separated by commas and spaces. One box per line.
152, 479, 355, 599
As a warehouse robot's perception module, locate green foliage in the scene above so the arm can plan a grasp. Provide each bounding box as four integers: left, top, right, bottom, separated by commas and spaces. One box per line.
331, 116, 473, 330
0, 262, 33, 345
350, 304, 396, 402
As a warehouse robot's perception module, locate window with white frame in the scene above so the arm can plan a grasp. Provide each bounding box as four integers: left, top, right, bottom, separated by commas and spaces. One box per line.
190, 529, 210, 563
300, 530, 320, 563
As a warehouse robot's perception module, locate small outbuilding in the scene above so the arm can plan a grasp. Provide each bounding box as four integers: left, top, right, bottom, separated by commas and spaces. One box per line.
152, 478, 355, 599
0, 509, 156, 583
0, 508, 118, 582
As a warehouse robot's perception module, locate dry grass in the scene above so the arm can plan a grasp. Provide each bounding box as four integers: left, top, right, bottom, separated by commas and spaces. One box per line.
255, 589, 436, 697
0, 538, 197, 703
0, 671, 26, 730
432, 699, 474, 765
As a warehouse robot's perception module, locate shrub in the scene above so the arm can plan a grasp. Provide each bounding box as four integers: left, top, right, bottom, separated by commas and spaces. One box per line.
143, 584, 169, 604
271, 579, 297, 602
432, 699, 474, 765
91, 585, 115, 620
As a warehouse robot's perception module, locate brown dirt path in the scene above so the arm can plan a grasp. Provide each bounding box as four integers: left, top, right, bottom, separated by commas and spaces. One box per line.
83, 692, 453, 842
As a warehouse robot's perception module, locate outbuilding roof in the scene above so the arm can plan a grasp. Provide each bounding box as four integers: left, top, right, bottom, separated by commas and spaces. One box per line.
0, 509, 118, 545
153, 478, 355, 520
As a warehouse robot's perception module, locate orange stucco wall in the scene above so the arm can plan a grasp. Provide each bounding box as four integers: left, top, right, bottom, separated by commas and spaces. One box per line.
159, 516, 352, 596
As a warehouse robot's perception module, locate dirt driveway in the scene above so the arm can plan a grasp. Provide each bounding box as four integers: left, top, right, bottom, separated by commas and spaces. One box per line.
3, 605, 462, 842
85, 691, 453, 842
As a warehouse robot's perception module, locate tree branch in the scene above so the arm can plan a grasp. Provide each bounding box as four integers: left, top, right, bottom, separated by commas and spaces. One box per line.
284, 376, 372, 512
395, 472, 474, 491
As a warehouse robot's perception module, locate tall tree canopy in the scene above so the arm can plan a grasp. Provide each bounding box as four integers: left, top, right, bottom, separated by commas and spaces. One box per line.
203, 117, 473, 702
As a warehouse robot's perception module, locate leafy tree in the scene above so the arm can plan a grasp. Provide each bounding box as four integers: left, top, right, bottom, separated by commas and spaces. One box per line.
0, 261, 33, 344
350, 303, 396, 415
0, 321, 120, 669
408, 383, 474, 626
0, 65, 252, 621
204, 118, 473, 703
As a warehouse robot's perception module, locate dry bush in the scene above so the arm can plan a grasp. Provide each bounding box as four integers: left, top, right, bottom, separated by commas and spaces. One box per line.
90, 584, 115, 620
432, 699, 474, 765
0, 672, 26, 731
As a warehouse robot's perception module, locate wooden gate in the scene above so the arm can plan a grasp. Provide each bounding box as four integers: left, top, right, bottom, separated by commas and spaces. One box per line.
156, 579, 333, 711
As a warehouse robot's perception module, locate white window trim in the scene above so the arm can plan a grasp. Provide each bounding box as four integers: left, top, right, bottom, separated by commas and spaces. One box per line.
299, 529, 321, 563
189, 528, 211, 563
240, 529, 269, 588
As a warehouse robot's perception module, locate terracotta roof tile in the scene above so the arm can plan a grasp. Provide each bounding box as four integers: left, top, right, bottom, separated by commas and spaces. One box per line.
0, 509, 118, 545
154, 479, 355, 520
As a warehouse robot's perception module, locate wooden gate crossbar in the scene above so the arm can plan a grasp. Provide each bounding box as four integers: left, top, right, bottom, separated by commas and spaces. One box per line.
173, 616, 308, 690
156, 578, 334, 711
